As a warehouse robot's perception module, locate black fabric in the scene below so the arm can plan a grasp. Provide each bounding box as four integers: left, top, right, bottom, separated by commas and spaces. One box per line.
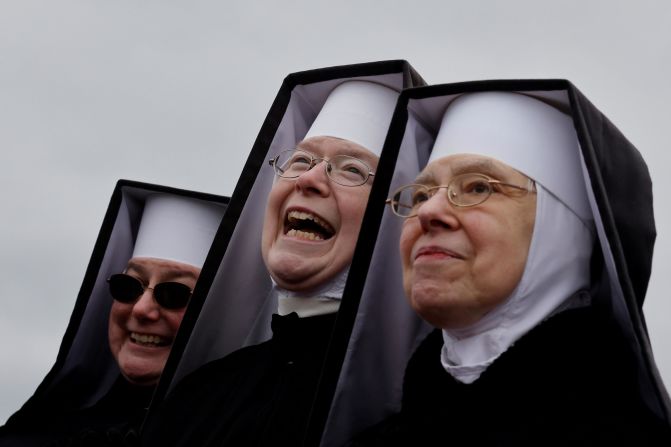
349, 305, 671, 446
0, 377, 152, 447
141, 312, 336, 447
143, 61, 427, 447
569, 87, 655, 307
0, 180, 229, 446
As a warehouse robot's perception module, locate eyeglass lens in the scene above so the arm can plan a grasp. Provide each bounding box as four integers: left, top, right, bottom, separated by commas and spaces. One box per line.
391, 174, 495, 216
273, 150, 370, 186
107, 273, 192, 310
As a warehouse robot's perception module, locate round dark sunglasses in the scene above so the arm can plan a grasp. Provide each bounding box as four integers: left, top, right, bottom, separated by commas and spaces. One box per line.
107, 273, 193, 310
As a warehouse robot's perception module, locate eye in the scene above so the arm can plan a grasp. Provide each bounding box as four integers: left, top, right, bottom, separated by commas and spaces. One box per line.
460, 177, 491, 195
411, 188, 430, 205
342, 163, 365, 177
288, 154, 311, 166
332, 156, 369, 184
278, 151, 313, 175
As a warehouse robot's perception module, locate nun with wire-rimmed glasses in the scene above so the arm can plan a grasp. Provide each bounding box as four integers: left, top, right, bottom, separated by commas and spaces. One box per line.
141, 61, 428, 447
346, 85, 671, 445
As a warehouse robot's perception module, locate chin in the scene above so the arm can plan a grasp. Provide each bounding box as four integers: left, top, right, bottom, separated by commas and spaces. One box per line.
121, 368, 160, 386
266, 249, 321, 284
271, 270, 323, 292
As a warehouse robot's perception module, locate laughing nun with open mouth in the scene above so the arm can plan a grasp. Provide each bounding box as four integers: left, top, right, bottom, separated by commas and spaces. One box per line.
262, 80, 395, 314
141, 77, 404, 447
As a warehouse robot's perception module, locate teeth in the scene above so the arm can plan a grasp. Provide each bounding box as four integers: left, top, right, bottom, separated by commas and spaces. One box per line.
131, 332, 166, 346
287, 228, 323, 240
287, 210, 333, 233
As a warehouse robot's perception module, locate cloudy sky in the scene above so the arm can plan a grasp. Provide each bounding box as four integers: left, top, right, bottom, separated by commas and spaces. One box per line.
1, 0, 670, 423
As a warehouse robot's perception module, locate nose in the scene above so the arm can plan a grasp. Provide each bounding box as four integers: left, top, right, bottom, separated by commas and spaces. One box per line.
294, 159, 330, 196
130, 288, 161, 321
416, 189, 460, 233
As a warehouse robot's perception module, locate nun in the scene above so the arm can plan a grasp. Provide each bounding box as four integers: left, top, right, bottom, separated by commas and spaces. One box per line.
0, 181, 226, 446
346, 87, 671, 445
141, 79, 404, 447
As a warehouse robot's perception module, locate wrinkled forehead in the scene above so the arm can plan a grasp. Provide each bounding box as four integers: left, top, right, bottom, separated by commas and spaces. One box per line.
297, 136, 380, 169
416, 154, 525, 185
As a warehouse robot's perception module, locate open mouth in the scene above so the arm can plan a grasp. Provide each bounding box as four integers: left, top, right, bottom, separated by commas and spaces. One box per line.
130, 332, 170, 347
284, 210, 335, 241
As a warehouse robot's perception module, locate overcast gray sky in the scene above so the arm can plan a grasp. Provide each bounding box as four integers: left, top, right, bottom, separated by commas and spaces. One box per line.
1, 0, 670, 423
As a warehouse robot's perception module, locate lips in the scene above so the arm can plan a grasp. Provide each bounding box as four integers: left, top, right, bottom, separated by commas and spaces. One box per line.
284, 209, 335, 241
414, 246, 464, 261
130, 332, 170, 347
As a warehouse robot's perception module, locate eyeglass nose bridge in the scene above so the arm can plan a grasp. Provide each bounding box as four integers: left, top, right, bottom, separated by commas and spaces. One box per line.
135, 284, 158, 304
408, 186, 463, 218
422, 186, 456, 210
308, 156, 328, 170
297, 156, 331, 179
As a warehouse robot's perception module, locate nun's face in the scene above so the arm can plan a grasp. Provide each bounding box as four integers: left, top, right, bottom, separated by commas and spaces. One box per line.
108, 257, 199, 386
262, 136, 378, 292
400, 154, 536, 329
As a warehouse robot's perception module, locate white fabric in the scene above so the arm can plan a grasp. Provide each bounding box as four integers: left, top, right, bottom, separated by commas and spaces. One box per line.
274, 267, 349, 318
440, 184, 594, 383
430, 92, 592, 222
277, 297, 341, 318
304, 81, 399, 156
132, 194, 225, 268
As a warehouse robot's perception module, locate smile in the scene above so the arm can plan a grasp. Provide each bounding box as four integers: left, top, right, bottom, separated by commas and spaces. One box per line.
130, 332, 170, 347
284, 209, 335, 241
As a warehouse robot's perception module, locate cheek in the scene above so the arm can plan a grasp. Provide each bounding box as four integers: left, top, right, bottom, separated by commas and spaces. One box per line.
399, 220, 421, 296
399, 222, 418, 268
266, 181, 292, 220
466, 212, 532, 293
164, 310, 187, 336
108, 303, 128, 355
336, 191, 370, 236
261, 184, 287, 253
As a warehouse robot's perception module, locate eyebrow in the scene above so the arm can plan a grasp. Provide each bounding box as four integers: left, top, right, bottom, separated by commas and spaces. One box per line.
297, 139, 378, 167
414, 158, 512, 185
449, 158, 505, 177
414, 170, 438, 185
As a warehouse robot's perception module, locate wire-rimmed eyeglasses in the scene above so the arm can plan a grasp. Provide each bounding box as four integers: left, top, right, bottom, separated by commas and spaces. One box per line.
385, 173, 536, 218
268, 149, 375, 187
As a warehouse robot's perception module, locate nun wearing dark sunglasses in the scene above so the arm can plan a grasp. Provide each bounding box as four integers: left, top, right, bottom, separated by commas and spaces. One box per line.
0, 187, 226, 447
105, 194, 223, 389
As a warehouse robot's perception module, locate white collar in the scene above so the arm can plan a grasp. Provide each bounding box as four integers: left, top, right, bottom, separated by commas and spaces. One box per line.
274, 267, 348, 318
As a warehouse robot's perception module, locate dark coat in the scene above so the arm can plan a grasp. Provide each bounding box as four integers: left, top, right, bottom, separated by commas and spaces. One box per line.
350, 303, 671, 446
0, 377, 152, 447
141, 313, 336, 447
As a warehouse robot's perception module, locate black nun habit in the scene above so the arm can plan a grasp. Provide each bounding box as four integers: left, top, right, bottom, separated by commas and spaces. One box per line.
338, 80, 671, 445
0, 180, 227, 447
139, 60, 427, 447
